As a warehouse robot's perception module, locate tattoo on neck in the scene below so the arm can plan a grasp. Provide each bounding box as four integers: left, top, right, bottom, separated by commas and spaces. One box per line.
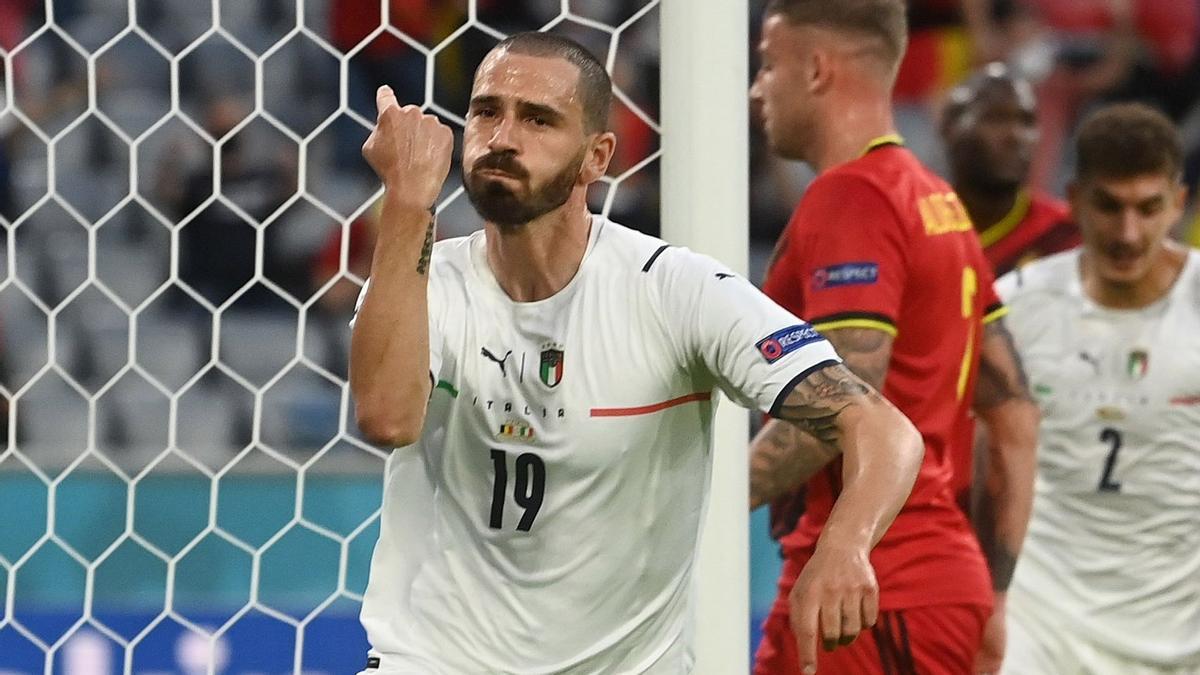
416, 209, 436, 275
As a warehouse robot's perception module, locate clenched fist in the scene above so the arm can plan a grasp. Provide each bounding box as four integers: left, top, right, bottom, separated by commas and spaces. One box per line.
362, 85, 453, 210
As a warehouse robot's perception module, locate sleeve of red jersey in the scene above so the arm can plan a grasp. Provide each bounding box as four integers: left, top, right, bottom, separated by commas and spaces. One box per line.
791, 172, 909, 337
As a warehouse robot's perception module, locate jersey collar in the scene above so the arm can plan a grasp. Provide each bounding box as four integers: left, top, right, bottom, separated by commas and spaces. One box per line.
859, 133, 905, 156
979, 189, 1032, 248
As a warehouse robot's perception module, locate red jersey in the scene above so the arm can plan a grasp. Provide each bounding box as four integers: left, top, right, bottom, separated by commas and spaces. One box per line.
947, 191, 1077, 506
978, 191, 1078, 278
762, 139, 1001, 610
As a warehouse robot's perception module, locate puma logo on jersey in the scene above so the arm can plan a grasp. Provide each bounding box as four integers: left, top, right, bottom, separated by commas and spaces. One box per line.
715, 272, 735, 280
481, 347, 512, 377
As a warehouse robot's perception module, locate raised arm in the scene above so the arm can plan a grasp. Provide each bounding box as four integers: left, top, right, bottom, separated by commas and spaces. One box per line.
350, 86, 453, 447
970, 317, 1039, 672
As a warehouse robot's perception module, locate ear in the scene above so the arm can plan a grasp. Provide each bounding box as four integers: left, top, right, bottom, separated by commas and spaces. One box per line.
1174, 182, 1189, 210
807, 44, 833, 95
579, 131, 617, 185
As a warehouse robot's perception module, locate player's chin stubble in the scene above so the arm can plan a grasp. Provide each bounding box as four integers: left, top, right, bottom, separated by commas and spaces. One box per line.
465, 149, 585, 228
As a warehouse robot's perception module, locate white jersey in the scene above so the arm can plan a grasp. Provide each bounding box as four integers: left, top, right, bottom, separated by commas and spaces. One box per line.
998, 249, 1200, 667
353, 216, 840, 674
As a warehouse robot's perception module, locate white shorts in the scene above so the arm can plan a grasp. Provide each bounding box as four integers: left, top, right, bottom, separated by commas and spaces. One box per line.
1004, 590, 1200, 675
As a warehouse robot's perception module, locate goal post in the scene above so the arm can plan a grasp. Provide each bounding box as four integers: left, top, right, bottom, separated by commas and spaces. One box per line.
660, 1, 751, 672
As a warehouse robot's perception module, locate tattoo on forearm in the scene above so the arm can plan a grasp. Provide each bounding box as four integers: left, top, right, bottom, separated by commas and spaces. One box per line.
416, 210, 435, 275
752, 422, 804, 501
775, 363, 876, 444
762, 420, 801, 456
750, 419, 838, 508
975, 320, 1034, 409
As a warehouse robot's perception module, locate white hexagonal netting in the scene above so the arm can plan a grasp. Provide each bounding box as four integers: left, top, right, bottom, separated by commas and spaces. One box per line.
0, 1, 661, 671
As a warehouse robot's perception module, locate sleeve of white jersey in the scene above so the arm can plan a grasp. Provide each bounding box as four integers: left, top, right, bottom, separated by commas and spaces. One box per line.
655, 247, 842, 416
994, 268, 1022, 304
349, 275, 446, 384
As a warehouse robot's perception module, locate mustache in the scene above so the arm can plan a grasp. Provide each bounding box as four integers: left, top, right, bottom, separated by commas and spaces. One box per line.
1104, 243, 1144, 259
471, 152, 529, 180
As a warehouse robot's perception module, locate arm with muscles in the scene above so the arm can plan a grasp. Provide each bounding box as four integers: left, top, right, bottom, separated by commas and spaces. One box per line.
969, 318, 1039, 674
662, 241, 917, 670
350, 86, 453, 447
756, 331, 924, 670
753, 172, 908, 530
750, 327, 892, 510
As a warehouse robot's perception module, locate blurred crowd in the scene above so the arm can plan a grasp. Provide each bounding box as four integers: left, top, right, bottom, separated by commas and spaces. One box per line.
1, 0, 1198, 463
0, 0, 661, 467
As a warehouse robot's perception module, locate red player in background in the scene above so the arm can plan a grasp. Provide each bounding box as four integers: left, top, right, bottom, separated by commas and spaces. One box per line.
940, 63, 1079, 518
942, 63, 1079, 279
749, 1, 1039, 673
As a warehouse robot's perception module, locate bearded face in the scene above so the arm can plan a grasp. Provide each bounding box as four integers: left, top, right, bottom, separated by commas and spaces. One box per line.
464, 146, 585, 228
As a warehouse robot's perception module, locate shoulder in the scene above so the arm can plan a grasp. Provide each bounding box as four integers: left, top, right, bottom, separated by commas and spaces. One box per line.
997, 248, 1080, 304
797, 150, 942, 231
1175, 248, 1200, 308
591, 218, 671, 271
640, 245, 736, 289
594, 217, 735, 281
834, 146, 945, 196
785, 169, 899, 246
430, 233, 474, 264
1028, 191, 1072, 222
803, 163, 893, 207
424, 233, 477, 292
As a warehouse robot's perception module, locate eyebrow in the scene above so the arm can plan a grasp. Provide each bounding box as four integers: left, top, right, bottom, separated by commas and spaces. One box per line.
1137, 195, 1165, 209
469, 95, 566, 123
1091, 187, 1166, 209
518, 100, 565, 123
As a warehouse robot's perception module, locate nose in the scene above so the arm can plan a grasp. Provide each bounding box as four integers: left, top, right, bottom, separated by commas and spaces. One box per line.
1115, 208, 1141, 243
749, 74, 762, 104
487, 115, 518, 154
1001, 120, 1023, 145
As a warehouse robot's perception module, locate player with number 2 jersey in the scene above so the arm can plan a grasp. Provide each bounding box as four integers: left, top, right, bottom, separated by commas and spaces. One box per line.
999, 104, 1200, 674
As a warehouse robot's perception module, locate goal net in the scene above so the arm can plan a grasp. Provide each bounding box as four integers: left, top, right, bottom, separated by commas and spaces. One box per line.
0, 0, 746, 672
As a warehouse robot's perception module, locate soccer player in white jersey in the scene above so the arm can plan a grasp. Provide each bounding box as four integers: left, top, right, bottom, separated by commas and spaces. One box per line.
349, 32, 924, 674
998, 103, 1200, 674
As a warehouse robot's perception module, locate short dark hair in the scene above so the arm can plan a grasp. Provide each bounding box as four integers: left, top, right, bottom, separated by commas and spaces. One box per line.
1075, 103, 1183, 182
765, 0, 908, 72
942, 62, 1033, 130
490, 32, 612, 133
